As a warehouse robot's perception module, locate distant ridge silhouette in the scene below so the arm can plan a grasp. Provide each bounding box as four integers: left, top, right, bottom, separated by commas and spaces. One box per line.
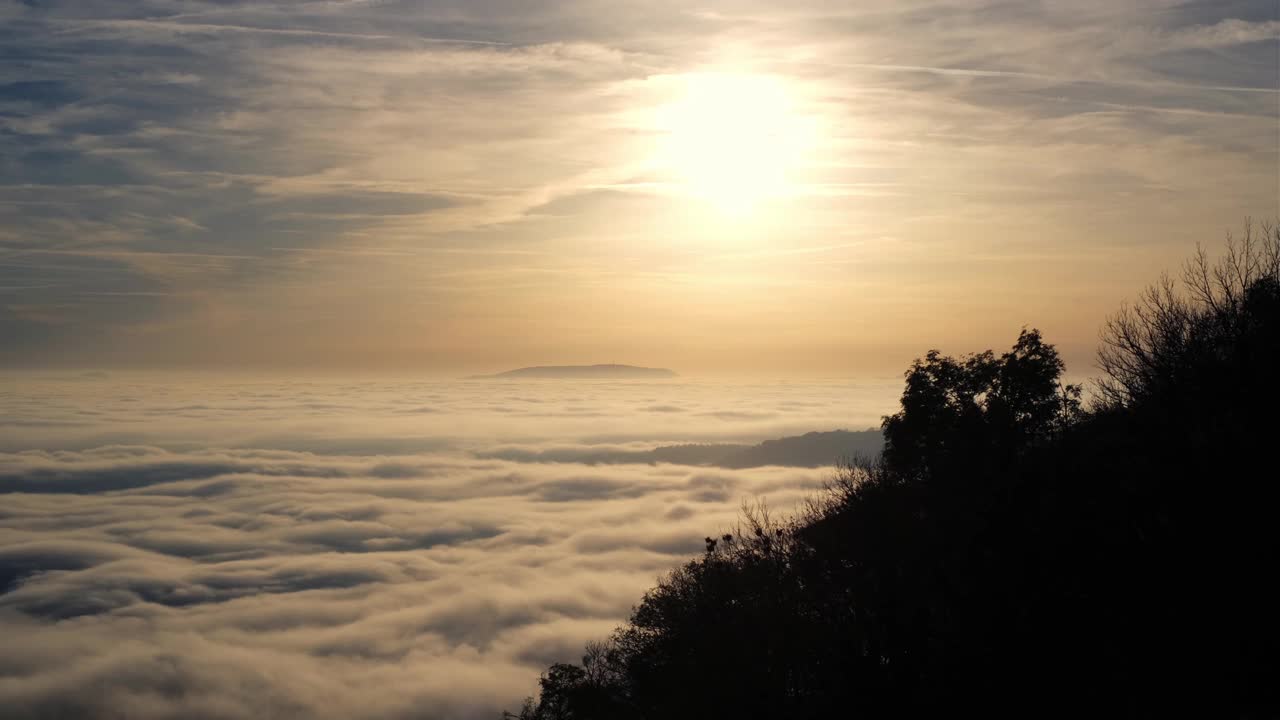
469, 364, 677, 379
479, 429, 883, 468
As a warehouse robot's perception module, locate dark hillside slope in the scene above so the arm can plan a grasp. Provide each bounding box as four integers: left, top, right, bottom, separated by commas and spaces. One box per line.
507, 225, 1280, 720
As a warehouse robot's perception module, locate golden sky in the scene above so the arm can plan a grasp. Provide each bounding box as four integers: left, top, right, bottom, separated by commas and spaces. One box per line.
1, 1, 1277, 375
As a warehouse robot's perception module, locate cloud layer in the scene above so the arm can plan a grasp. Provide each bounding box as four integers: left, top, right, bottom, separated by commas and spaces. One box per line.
0, 375, 894, 718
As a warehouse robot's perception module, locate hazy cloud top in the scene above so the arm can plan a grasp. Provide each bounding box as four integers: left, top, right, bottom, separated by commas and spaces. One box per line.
0, 376, 892, 718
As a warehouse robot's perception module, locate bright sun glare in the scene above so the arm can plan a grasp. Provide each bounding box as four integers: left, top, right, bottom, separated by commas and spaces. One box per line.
653, 73, 817, 216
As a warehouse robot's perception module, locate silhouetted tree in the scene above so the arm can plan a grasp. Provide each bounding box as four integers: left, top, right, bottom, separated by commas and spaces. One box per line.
1098, 218, 1280, 410
881, 327, 1080, 480
507, 642, 637, 720
608, 503, 809, 720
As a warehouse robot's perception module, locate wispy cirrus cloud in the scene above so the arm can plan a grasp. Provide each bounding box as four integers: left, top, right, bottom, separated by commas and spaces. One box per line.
0, 0, 1276, 371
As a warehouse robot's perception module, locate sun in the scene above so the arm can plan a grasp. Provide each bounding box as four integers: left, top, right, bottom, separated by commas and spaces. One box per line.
652, 72, 816, 216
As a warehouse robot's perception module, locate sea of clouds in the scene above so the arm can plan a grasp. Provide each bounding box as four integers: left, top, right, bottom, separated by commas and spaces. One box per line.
0, 373, 899, 719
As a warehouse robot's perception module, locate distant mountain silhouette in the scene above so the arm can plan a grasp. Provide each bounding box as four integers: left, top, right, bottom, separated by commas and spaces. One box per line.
469, 364, 677, 379
655, 430, 882, 468
479, 429, 883, 468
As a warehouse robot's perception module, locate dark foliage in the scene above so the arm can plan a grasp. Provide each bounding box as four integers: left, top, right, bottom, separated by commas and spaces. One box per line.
508, 222, 1280, 719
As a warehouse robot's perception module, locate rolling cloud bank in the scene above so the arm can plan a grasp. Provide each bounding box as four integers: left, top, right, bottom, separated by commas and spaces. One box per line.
0, 375, 896, 719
